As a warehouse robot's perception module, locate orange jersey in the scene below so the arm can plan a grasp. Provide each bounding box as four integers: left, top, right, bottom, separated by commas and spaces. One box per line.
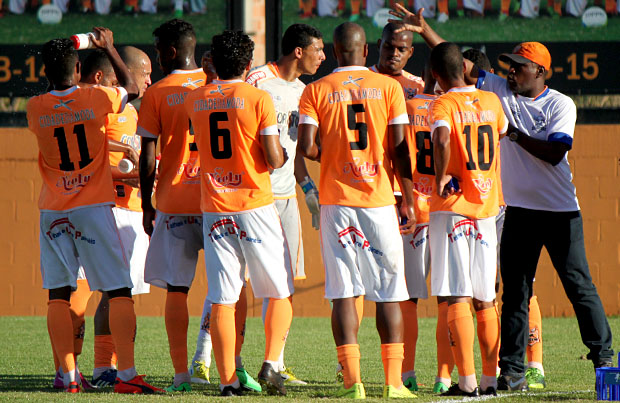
137, 68, 206, 214
404, 94, 437, 224
298, 66, 408, 208
27, 85, 128, 211
106, 103, 141, 212
370, 65, 425, 100
429, 86, 508, 219
184, 79, 278, 213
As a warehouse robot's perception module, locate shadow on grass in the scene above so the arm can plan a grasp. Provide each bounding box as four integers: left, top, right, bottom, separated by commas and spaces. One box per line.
0, 374, 56, 392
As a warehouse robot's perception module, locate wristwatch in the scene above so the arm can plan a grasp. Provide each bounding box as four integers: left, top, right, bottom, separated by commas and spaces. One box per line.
508, 131, 520, 142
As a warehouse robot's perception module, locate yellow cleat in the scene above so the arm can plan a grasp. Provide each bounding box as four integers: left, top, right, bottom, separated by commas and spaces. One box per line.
383, 384, 417, 398
335, 382, 366, 399
280, 367, 308, 385
189, 360, 210, 384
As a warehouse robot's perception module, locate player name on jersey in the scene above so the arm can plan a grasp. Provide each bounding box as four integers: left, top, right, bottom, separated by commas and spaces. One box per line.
38, 108, 95, 128
192, 96, 245, 111
327, 87, 383, 103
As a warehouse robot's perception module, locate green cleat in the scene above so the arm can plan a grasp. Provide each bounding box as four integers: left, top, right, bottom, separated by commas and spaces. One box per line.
335, 382, 366, 399
456, 9, 465, 17
383, 384, 417, 398
433, 381, 449, 394
403, 376, 418, 392
349, 13, 360, 22
236, 367, 262, 392
164, 382, 191, 392
525, 367, 546, 389
498, 12, 509, 21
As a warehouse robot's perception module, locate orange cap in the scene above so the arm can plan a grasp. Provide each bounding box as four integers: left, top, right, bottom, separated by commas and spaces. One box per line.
499, 42, 551, 71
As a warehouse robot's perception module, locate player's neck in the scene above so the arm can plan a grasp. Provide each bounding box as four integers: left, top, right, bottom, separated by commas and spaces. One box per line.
51, 81, 76, 92
172, 55, 198, 71
442, 78, 468, 91
520, 82, 546, 99
276, 57, 300, 82
375, 64, 401, 77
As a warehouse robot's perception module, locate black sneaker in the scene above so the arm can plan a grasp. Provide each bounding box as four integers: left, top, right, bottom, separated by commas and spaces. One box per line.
497, 373, 529, 391
594, 358, 614, 369
257, 362, 286, 396
442, 383, 480, 397
481, 386, 497, 396
220, 385, 244, 396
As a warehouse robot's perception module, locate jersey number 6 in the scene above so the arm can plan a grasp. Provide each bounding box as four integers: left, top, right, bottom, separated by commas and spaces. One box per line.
209, 111, 232, 159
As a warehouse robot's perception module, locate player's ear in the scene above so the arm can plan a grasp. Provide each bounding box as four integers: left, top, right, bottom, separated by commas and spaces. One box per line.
537, 65, 546, 78
377, 38, 382, 50
294, 46, 303, 60
363, 43, 369, 58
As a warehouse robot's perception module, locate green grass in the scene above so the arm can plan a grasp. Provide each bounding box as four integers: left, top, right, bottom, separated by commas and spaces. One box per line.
1, 315, 618, 401
0, 0, 618, 44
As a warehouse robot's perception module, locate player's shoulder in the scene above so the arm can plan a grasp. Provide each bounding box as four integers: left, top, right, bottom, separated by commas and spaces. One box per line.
246, 62, 278, 86
401, 69, 425, 84
542, 87, 575, 108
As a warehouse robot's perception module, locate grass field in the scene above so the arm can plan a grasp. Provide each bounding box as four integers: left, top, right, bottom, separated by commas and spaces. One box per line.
0, 0, 618, 44
1, 315, 618, 401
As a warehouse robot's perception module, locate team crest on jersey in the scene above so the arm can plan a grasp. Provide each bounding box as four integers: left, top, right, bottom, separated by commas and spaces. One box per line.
531, 112, 547, 133
464, 97, 480, 106
337, 226, 384, 256
207, 218, 262, 244
206, 167, 243, 190
210, 85, 230, 96
472, 174, 492, 195
413, 177, 433, 199
56, 172, 92, 194
417, 102, 430, 110
448, 219, 488, 246
182, 78, 204, 88
342, 75, 363, 88
403, 87, 418, 100
343, 158, 381, 182
46, 217, 96, 244
178, 158, 201, 183
53, 99, 74, 111
409, 224, 429, 249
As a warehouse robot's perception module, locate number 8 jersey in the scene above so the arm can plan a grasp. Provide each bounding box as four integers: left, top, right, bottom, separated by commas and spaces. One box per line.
429, 86, 508, 219
298, 66, 408, 208
27, 85, 128, 211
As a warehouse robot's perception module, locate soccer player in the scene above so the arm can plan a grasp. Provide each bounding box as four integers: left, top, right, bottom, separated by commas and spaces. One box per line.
27, 28, 161, 394
298, 22, 416, 399
428, 42, 508, 397
463, 47, 547, 390
245, 23, 325, 385
184, 29, 293, 397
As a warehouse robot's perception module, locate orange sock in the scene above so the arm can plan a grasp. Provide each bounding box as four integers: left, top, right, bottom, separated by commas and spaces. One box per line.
605, 0, 617, 14
211, 304, 238, 385
124, 0, 137, 9
264, 298, 293, 362
527, 296, 543, 364
354, 296, 364, 326
109, 297, 136, 372
94, 335, 116, 369
447, 303, 475, 377
48, 300, 76, 376
350, 0, 361, 14
500, 0, 510, 14
456, 0, 463, 11
381, 343, 404, 387
234, 288, 247, 358
70, 279, 92, 357
438, 0, 449, 14
476, 306, 500, 377
165, 292, 189, 375
300, 0, 313, 14
337, 344, 361, 388
400, 300, 418, 374
484, 0, 492, 10
436, 301, 454, 380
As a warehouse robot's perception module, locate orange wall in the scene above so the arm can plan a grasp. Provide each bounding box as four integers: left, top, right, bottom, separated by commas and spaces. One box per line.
1, 125, 619, 317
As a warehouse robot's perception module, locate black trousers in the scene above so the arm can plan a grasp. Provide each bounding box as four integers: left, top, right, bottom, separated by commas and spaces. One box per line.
498, 206, 614, 376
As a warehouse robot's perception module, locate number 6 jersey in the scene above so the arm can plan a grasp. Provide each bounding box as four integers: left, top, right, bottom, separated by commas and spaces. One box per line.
27, 85, 128, 211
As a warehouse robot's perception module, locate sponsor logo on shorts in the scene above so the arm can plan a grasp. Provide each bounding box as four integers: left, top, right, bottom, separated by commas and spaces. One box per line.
472, 174, 492, 196
178, 157, 201, 184
164, 215, 202, 230
206, 167, 243, 192
448, 219, 489, 247
343, 158, 381, 183
46, 218, 96, 244
207, 218, 262, 244
409, 224, 429, 249
56, 172, 92, 194
337, 226, 384, 256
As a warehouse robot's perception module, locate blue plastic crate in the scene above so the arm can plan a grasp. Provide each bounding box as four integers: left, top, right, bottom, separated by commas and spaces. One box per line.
596, 355, 620, 401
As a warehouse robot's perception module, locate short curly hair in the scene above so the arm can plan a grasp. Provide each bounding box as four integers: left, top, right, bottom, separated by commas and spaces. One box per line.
42, 38, 78, 84
153, 19, 195, 48
211, 30, 254, 80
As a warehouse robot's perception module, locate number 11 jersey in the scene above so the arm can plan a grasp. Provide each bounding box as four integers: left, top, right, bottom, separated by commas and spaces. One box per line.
27, 85, 128, 211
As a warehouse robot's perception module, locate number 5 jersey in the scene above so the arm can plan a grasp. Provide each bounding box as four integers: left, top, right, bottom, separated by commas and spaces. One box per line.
27, 85, 128, 211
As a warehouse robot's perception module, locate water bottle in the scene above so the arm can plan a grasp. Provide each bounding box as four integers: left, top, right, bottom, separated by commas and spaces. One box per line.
70, 32, 96, 50
118, 158, 134, 173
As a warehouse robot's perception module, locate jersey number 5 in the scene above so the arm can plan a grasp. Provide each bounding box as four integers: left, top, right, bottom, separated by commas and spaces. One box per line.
53, 123, 93, 171
347, 104, 367, 150
464, 124, 494, 171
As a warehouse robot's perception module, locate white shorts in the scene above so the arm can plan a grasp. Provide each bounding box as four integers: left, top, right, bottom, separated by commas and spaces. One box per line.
275, 197, 304, 283
430, 213, 497, 302
39, 205, 132, 292
202, 204, 292, 304
402, 223, 430, 299
321, 204, 409, 303
144, 212, 203, 289
113, 207, 150, 295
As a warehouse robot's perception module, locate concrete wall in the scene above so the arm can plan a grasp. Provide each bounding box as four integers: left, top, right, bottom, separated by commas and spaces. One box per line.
1, 125, 618, 317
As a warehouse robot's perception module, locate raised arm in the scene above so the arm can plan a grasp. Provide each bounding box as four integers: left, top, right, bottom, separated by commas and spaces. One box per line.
389, 4, 445, 49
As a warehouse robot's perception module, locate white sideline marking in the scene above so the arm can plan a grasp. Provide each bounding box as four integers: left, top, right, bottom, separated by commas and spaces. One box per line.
427, 390, 593, 403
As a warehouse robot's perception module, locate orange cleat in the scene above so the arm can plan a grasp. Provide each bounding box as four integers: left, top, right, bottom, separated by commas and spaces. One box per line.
65, 381, 80, 393
114, 375, 165, 394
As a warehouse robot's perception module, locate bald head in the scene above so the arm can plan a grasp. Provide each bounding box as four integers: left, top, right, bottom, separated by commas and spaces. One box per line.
119, 46, 152, 97
333, 22, 368, 67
